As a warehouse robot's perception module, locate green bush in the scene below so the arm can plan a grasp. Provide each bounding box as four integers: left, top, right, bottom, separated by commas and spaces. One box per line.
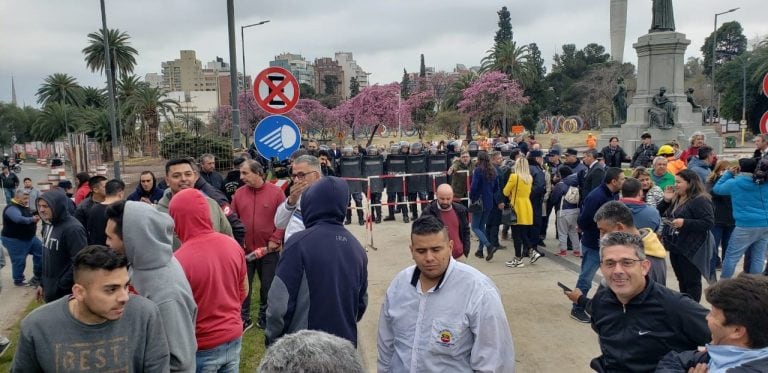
160, 132, 233, 169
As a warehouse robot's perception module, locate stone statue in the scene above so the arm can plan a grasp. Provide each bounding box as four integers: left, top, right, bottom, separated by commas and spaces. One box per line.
650, 0, 675, 32
612, 77, 628, 126
686, 88, 701, 112
649, 87, 676, 129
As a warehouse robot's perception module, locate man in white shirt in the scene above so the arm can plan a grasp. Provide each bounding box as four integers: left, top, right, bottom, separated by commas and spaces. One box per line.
377, 215, 515, 372
274, 155, 322, 243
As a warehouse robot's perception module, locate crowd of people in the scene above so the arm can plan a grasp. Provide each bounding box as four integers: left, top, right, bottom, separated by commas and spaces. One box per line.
0, 130, 766, 371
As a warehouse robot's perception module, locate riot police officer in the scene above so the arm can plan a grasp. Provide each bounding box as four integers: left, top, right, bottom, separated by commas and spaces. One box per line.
406, 142, 428, 219
364, 145, 384, 223
383, 144, 409, 223
339, 147, 364, 225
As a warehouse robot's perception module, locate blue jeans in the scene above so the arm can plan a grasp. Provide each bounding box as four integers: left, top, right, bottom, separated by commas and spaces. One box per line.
196, 337, 242, 373
721, 226, 768, 279
471, 209, 492, 254
573, 245, 600, 312
0, 236, 42, 284
3, 188, 12, 204
710, 225, 734, 274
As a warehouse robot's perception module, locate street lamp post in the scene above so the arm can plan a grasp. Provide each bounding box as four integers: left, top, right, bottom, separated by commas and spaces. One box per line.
710, 7, 739, 126
241, 20, 270, 89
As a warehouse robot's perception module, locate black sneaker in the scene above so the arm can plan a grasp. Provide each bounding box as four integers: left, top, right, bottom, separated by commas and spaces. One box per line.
383, 216, 395, 221
358, 218, 365, 226
14, 281, 28, 287
486, 246, 498, 262
570, 309, 590, 323
243, 319, 254, 333
375, 216, 382, 224
344, 219, 351, 225
27, 277, 41, 287
403, 216, 410, 223
474, 251, 484, 259
0, 336, 10, 357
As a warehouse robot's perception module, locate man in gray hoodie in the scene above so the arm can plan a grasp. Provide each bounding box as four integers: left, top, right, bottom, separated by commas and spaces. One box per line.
106, 200, 198, 373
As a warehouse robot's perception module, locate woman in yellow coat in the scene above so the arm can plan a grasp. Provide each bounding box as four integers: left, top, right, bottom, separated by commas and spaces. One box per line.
503, 157, 534, 267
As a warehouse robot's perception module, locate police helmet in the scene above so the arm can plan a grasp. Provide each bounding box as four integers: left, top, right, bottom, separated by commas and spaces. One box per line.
410, 142, 423, 154
342, 147, 355, 156
367, 146, 379, 156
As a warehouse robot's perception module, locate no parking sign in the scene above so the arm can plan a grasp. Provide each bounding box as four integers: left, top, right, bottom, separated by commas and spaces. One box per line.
253, 67, 300, 115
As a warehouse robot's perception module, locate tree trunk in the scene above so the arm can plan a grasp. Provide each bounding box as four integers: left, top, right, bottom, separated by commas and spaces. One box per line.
366, 124, 379, 147
465, 118, 473, 141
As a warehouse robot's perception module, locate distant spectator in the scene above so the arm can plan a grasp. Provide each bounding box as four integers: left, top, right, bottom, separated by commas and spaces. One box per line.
73, 172, 91, 205
127, 171, 164, 204
198, 154, 224, 191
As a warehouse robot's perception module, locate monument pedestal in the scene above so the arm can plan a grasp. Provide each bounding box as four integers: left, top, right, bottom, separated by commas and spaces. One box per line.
599, 31, 721, 155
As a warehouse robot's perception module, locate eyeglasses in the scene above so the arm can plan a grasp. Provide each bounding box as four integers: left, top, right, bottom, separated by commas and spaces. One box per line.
291, 171, 318, 180
600, 258, 643, 268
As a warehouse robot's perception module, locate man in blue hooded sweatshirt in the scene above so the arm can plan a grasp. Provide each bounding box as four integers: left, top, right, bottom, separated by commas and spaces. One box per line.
265, 176, 368, 347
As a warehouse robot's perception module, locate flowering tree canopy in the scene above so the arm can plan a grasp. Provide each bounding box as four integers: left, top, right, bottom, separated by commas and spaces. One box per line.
458, 70, 528, 123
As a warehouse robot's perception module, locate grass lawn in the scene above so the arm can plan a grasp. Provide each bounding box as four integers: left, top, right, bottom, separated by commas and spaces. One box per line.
0, 282, 267, 371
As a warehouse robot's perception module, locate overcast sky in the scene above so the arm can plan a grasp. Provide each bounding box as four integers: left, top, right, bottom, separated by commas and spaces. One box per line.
1, 0, 766, 107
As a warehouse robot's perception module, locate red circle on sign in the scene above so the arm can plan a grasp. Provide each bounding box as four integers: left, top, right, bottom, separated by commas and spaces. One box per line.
253, 67, 300, 115
760, 111, 768, 134
762, 73, 768, 98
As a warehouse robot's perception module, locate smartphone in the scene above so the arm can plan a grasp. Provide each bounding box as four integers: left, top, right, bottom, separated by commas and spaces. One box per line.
557, 282, 572, 292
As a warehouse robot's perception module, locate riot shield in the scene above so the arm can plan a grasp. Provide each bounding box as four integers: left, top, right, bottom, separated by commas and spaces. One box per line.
406, 153, 427, 193
384, 154, 407, 194
339, 156, 363, 193
363, 155, 384, 193
427, 154, 448, 193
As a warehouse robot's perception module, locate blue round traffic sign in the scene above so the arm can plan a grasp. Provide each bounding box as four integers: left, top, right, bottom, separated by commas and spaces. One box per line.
254, 115, 301, 161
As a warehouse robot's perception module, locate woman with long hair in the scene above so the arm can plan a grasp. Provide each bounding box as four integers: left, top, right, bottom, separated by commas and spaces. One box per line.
705, 160, 735, 273
657, 169, 714, 302
502, 157, 537, 267
470, 152, 499, 260
632, 167, 664, 208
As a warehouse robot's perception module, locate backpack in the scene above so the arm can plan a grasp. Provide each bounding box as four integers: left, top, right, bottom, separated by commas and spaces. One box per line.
564, 185, 580, 204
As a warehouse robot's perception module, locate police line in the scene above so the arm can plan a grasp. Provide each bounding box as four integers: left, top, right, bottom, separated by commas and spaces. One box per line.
338, 169, 471, 251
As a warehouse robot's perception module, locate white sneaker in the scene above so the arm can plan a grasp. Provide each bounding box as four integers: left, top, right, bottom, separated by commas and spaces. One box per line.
530, 249, 542, 264
505, 258, 524, 268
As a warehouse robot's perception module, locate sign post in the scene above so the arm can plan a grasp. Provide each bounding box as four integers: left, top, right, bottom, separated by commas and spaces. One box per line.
252, 67, 302, 173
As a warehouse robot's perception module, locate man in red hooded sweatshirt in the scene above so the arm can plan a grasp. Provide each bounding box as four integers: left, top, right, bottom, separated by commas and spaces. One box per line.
169, 188, 248, 372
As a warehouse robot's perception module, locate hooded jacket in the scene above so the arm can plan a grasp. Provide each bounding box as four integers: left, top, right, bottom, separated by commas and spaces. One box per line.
126, 178, 165, 204
713, 171, 768, 228
170, 188, 247, 350
265, 177, 368, 347
621, 198, 661, 232
687, 156, 712, 183
550, 173, 580, 210
157, 187, 234, 251
122, 201, 197, 373
194, 177, 245, 245
38, 189, 88, 302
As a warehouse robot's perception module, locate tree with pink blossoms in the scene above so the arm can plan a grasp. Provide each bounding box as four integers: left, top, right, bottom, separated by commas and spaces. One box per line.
213, 92, 306, 146
457, 70, 528, 139
400, 90, 435, 139
333, 83, 401, 147
295, 98, 336, 141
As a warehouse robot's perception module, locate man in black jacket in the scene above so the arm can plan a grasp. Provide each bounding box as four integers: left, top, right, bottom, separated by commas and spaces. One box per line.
564, 232, 709, 372
579, 149, 606, 200
36, 189, 89, 303
657, 274, 768, 372
189, 160, 246, 246
420, 184, 471, 259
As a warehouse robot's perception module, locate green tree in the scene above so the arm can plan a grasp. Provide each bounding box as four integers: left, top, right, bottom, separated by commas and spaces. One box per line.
428, 110, 466, 139
36, 73, 84, 106
441, 72, 477, 111
0, 104, 39, 144
400, 69, 411, 98
349, 77, 360, 97
299, 83, 316, 100
716, 46, 768, 133
32, 103, 82, 142
323, 75, 340, 96
494, 6, 513, 47
700, 21, 747, 77
82, 28, 139, 88
548, 43, 611, 116
124, 86, 179, 157
82, 86, 106, 109
419, 54, 427, 92
519, 43, 549, 131
481, 40, 532, 87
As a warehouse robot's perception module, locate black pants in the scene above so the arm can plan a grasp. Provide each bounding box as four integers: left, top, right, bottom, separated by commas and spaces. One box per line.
542, 199, 555, 238
241, 251, 279, 324
386, 192, 408, 217
486, 207, 502, 247
369, 192, 382, 219
669, 252, 702, 302
346, 192, 364, 222
512, 225, 533, 258
407, 191, 428, 218
529, 198, 543, 246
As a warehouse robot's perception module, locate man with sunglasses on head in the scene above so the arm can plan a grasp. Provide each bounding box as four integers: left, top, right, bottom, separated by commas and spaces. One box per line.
275, 155, 323, 243
562, 232, 709, 372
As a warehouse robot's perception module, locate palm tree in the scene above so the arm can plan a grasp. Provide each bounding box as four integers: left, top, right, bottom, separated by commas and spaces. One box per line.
82, 108, 113, 158
36, 73, 84, 106
124, 86, 179, 157
82, 86, 106, 109
82, 28, 138, 87
33, 103, 82, 142
481, 40, 533, 88
441, 72, 477, 111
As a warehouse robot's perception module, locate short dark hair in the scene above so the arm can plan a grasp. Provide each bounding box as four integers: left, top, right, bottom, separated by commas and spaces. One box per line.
23, 177, 31, 182
641, 132, 652, 139
165, 158, 196, 175
604, 167, 624, 185
558, 165, 573, 179
76, 172, 90, 185
621, 177, 642, 198
609, 136, 619, 142
698, 146, 713, 160
583, 149, 598, 159
233, 157, 247, 168
88, 175, 107, 189
74, 245, 128, 283
242, 159, 264, 175
706, 274, 768, 348
594, 201, 635, 228
411, 215, 447, 239
105, 200, 126, 240
104, 179, 125, 196
318, 149, 330, 159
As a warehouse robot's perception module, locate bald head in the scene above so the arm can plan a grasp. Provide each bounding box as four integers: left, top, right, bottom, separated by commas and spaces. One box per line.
436, 184, 454, 210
